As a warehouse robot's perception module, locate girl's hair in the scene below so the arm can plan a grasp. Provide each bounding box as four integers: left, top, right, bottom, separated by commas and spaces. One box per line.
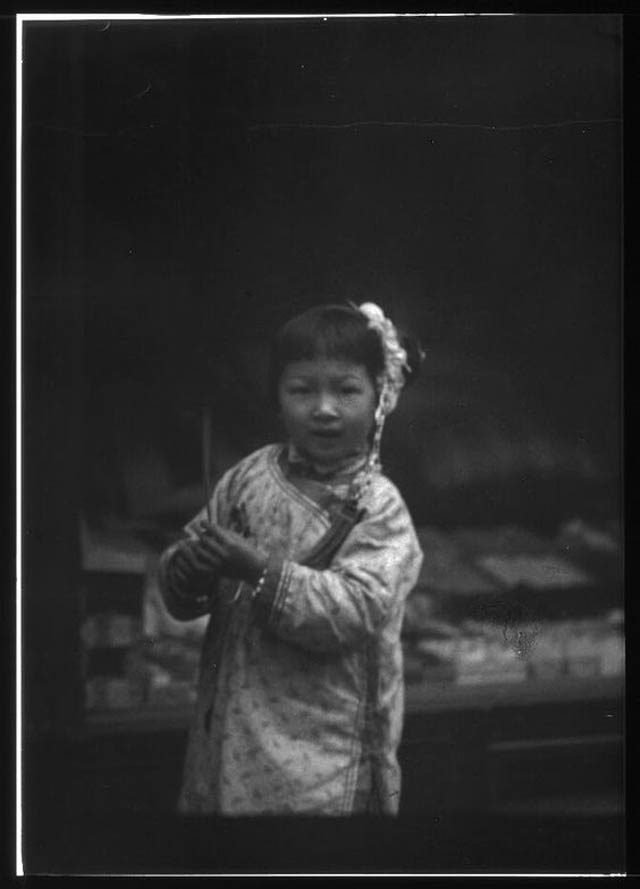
268, 303, 422, 405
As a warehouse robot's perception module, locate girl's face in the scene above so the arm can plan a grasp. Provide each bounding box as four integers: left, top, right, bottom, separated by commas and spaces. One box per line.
278, 357, 378, 468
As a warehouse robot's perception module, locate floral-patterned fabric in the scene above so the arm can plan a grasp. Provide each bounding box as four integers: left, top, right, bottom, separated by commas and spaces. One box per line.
158, 443, 423, 816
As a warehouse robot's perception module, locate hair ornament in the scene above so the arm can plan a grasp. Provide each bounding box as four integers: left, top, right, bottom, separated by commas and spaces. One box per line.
342, 301, 411, 495
356, 302, 410, 417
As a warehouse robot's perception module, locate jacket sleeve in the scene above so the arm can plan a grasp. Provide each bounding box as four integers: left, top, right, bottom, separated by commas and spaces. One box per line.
253, 484, 424, 653
157, 468, 235, 622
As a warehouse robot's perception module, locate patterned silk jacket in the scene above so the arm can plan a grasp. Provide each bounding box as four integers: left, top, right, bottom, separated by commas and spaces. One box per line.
158, 443, 423, 816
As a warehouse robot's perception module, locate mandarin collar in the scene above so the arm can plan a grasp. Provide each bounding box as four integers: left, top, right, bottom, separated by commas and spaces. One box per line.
285, 442, 368, 482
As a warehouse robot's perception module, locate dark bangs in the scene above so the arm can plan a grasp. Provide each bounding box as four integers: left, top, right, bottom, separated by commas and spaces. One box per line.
268, 304, 385, 402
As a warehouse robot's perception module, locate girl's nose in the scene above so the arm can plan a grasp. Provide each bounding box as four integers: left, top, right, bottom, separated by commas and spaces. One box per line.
313, 393, 339, 418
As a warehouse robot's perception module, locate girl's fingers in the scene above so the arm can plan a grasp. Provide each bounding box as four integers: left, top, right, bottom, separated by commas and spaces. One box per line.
182, 543, 219, 573
177, 548, 198, 573
171, 552, 189, 577
194, 525, 232, 559
176, 548, 200, 572
197, 535, 227, 563
174, 550, 191, 569
172, 560, 189, 583
197, 522, 234, 547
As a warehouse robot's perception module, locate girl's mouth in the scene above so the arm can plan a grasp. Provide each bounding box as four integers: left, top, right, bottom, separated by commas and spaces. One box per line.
309, 428, 341, 439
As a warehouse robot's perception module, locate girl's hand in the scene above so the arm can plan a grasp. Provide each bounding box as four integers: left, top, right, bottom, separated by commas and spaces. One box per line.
194, 521, 268, 585
169, 537, 223, 586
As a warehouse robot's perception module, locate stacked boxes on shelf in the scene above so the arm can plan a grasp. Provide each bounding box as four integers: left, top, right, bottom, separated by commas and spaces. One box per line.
80, 515, 623, 709
403, 521, 623, 686
79, 518, 181, 712
135, 637, 200, 708
81, 572, 146, 711
403, 613, 624, 686
80, 518, 205, 713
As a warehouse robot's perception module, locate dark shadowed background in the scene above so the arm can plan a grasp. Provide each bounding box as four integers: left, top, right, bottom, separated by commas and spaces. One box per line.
22, 14, 621, 531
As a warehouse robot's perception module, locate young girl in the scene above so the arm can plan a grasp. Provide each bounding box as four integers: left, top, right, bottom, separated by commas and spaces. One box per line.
158, 302, 424, 816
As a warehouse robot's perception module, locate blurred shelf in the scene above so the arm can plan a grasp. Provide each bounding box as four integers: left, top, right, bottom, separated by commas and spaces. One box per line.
79, 674, 624, 737
404, 673, 623, 713
82, 704, 194, 736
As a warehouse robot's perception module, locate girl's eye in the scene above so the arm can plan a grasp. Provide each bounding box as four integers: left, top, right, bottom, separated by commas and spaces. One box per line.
340, 387, 362, 396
